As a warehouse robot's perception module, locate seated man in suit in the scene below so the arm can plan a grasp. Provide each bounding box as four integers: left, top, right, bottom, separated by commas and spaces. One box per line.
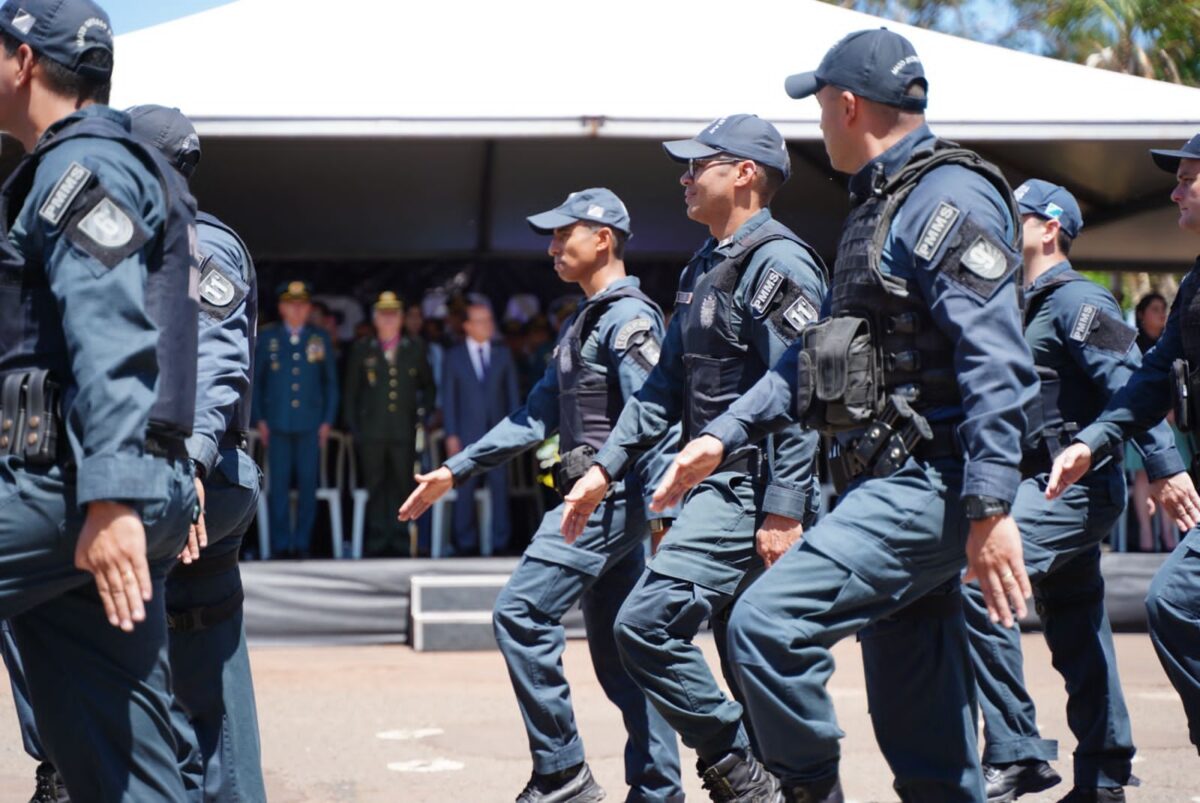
441, 301, 520, 554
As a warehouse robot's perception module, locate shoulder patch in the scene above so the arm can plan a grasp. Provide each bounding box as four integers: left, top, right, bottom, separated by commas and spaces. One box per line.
960, 236, 1008, 280
1069, 303, 1098, 342
750, 268, 785, 317
197, 256, 248, 321
782, 295, 818, 330
62, 188, 151, 270
38, 161, 92, 226
675, 290, 693, 306
613, 318, 653, 351
914, 202, 960, 261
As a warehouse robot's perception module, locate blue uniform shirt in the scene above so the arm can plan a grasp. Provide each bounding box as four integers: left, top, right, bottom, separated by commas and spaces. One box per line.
1025, 261, 1182, 479
252, 324, 338, 433
9, 106, 186, 505
187, 217, 254, 474
1077, 260, 1200, 462
593, 209, 828, 521
703, 125, 1037, 505
444, 276, 678, 516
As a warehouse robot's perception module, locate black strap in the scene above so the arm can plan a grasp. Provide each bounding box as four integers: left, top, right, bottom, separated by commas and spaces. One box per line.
166, 586, 244, 633
170, 544, 241, 580
0, 372, 22, 455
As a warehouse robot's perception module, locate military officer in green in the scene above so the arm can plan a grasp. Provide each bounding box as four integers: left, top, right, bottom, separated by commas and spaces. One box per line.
252, 281, 339, 558
344, 292, 436, 556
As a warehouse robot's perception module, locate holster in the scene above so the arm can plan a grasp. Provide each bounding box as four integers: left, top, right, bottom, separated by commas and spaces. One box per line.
0, 369, 63, 466
553, 444, 597, 498
827, 394, 954, 493
1173, 358, 1195, 432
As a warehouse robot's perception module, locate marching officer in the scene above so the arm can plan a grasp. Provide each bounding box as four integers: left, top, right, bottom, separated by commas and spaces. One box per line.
1050, 134, 1200, 778
344, 291, 436, 557
253, 281, 339, 558
963, 180, 1179, 802
0, 0, 202, 797
562, 117, 827, 800
651, 30, 1039, 801
401, 188, 683, 803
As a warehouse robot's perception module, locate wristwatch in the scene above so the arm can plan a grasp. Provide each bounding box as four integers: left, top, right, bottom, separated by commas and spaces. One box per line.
963, 495, 1010, 521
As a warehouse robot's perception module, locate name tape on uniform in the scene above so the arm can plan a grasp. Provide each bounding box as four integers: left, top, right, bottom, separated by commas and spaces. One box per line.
1070, 303, 1098, 342
750, 268, 785, 317
614, 318, 653, 351
39, 162, 92, 225
914, 202, 960, 261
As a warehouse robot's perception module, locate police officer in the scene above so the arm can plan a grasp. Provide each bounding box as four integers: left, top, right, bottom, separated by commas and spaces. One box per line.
959, 180, 1174, 802
652, 30, 1039, 801
0, 0, 200, 798
3, 103, 270, 803
400, 188, 683, 803
562, 118, 828, 800
344, 291, 435, 556
253, 281, 339, 558
1050, 134, 1200, 776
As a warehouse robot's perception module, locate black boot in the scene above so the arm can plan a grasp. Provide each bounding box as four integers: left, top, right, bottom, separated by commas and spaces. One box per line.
515, 762, 605, 803
781, 775, 844, 803
1057, 787, 1126, 803
984, 760, 1062, 802
30, 762, 69, 803
697, 750, 781, 802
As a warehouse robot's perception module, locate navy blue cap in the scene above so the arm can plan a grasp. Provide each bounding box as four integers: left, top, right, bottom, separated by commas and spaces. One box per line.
784, 28, 927, 112
662, 114, 791, 180
527, 187, 632, 235
126, 105, 201, 178
1150, 134, 1200, 174
0, 0, 113, 79
1015, 179, 1083, 240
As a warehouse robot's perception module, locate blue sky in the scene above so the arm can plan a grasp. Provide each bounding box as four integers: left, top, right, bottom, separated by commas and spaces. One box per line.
105, 0, 238, 35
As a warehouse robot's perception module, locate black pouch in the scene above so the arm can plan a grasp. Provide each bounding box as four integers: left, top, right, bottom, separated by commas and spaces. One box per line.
553, 444, 597, 497
1174, 359, 1193, 432
0, 369, 61, 464
802, 316, 879, 433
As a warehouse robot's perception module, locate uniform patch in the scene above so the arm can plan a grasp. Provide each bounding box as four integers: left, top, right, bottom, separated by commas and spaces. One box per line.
960, 236, 1007, 280
38, 162, 91, 225
196, 255, 249, 321
63, 189, 150, 270
1069, 303, 1098, 342
750, 268, 785, 317
558, 343, 572, 373
77, 198, 134, 249
675, 291, 693, 305
614, 318, 653, 351
635, 337, 661, 371
782, 295, 818, 330
914, 202, 960, 261
12, 10, 35, 35
699, 294, 717, 328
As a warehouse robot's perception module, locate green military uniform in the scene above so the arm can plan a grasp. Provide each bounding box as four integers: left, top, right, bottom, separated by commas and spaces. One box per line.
344, 293, 436, 556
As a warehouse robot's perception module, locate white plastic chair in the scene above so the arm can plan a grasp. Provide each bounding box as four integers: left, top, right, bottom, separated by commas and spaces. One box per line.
317, 431, 347, 558
345, 433, 368, 559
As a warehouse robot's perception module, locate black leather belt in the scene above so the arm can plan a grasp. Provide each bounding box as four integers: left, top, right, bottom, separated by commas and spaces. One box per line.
219, 430, 249, 451
144, 433, 188, 461
716, 447, 765, 480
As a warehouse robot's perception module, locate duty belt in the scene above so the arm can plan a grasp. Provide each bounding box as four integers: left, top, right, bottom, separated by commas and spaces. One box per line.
552, 444, 598, 498
219, 430, 249, 451
0, 369, 63, 465
144, 432, 188, 462
716, 447, 765, 481
827, 395, 960, 493
1019, 423, 1081, 479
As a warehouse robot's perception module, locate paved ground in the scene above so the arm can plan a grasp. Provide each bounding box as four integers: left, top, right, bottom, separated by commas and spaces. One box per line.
0, 634, 1195, 802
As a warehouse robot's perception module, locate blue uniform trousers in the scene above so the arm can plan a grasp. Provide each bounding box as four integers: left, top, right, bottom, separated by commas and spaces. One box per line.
0, 456, 194, 802
726, 458, 987, 801
612, 471, 766, 764
454, 465, 511, 554
493, 490, 683, 802
168, 447, 265, 802
1145, 526, 1200, 754
962, 471, 1134, 787
267, 428, 319, 554
0, 618, 44, 760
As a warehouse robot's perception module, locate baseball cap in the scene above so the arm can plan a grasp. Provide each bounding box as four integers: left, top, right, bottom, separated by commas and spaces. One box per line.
527, 187, 632, 235
277, 281, 312, 302
0, 0, 113, 79
1149, 134, 1200, 174
126, 105, 201, 178
662, 114, 791, 180
1015, 180, 1083, 240
784, 28, 927, 112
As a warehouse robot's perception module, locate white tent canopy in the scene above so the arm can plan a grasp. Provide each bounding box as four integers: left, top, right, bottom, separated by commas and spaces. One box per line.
104, 0, 1200, 267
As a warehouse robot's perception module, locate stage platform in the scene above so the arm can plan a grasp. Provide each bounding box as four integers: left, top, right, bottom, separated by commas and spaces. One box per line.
240, 552, 1167, 648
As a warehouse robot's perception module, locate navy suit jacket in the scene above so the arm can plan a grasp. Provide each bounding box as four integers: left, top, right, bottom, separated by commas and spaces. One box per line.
442, 340, 520, 445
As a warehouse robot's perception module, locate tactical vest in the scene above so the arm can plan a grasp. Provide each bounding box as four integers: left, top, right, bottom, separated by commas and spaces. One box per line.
678, 217, 825, 441
197, 212, 257, 437
557, 284, 661, 453
1179, 260, 1200, 366
0, 113, 200, 438
807, 141, 1020, 431
1172, 261, 1200, 436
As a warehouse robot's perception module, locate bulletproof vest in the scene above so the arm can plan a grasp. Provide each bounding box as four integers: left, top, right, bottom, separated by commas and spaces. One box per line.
1179, 259, 1200, 366
197, 211, 257, 435
0, 114, 200, 438
678, 218, 824, 441
557, 284, 660, 452
1022, 268, 1091, 436
827, 142, 1021, 418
